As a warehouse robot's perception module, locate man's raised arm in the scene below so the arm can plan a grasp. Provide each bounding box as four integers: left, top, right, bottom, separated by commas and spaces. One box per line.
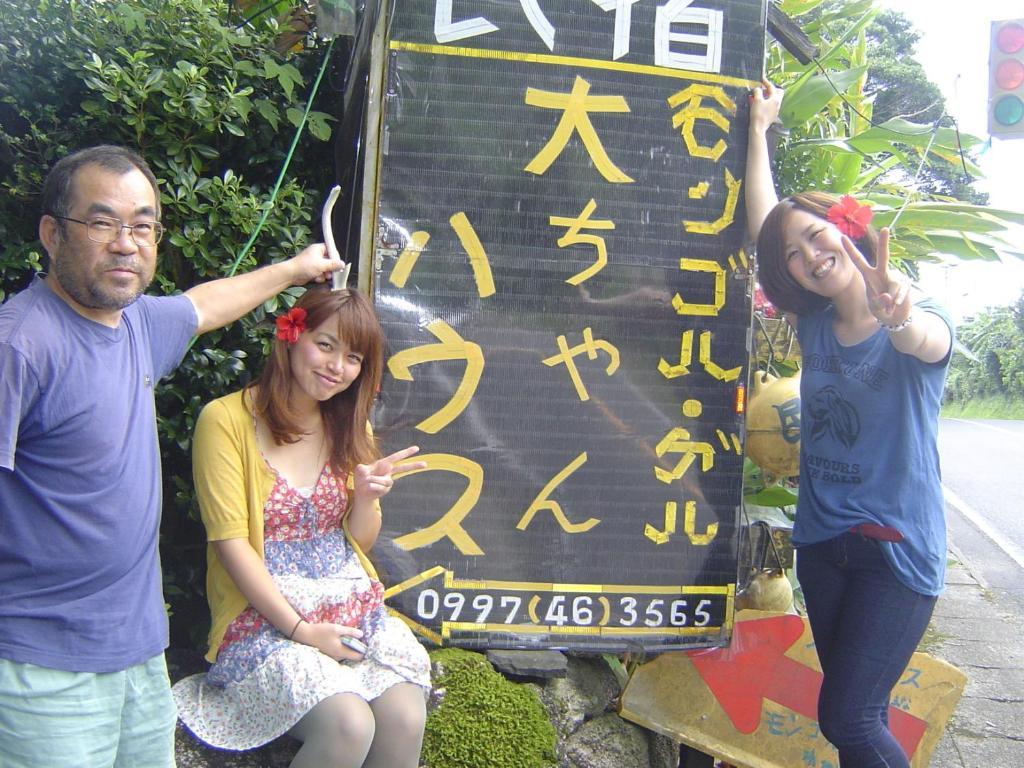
185, 243, 341, 335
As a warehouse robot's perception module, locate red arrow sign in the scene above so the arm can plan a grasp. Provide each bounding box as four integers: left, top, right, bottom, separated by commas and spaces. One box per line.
687, 615, 927, 757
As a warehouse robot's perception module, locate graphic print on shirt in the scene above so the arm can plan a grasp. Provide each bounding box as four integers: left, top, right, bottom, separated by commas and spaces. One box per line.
808, 385, 860, 448
804, 385, 863, 485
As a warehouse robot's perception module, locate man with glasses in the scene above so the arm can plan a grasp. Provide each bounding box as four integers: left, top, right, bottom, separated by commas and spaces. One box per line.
0, 145, 343, 767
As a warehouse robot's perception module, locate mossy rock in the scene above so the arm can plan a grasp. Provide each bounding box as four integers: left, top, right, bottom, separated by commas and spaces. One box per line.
423, 648, 557, 768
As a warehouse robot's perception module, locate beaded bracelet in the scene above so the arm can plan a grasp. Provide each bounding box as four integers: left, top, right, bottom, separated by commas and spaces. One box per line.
287, 617, 305, 640
879, 310, 914, 332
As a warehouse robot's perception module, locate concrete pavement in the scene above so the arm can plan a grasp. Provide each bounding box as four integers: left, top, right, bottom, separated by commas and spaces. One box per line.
925, 543, 1024, 767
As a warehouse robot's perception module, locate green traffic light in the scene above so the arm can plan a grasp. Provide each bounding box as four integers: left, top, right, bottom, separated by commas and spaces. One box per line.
994, 94, 1024, 126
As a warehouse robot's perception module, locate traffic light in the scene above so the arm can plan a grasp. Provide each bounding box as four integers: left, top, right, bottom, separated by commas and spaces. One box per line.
988, 18, 1024, 139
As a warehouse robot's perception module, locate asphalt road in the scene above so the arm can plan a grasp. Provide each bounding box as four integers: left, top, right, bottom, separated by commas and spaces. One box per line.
937, 417, 1024, 614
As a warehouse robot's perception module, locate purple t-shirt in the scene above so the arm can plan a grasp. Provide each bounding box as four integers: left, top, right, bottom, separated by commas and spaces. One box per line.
0, 277, 196, 672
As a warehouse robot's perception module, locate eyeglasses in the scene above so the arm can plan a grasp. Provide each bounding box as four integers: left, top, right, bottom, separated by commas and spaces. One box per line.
51, 215, 164, 247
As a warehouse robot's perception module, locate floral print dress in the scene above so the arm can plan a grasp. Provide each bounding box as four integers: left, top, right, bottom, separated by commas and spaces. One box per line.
172, 465, 431, 751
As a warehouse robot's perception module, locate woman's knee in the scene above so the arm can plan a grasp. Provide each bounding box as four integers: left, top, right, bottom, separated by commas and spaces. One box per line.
373, 684, 427, 738
336, 701, 377, 749
293, 693, 377, 762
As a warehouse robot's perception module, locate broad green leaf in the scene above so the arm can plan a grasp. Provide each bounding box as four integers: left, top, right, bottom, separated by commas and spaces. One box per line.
909, 232, 1000, 261
745, 486, 799, 508
779, 0, 827, 16
306, 111, 334, 141
831, 153, 864, 194
255, 99, 280, 131
274, 62, 303, 101
781, 66, 868, 127
808, 5, 878, 68
872, 210, 1011, 233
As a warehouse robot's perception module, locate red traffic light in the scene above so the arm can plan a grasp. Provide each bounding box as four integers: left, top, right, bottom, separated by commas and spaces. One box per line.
995, 21, 1024, 54
989, 19, 1024, 138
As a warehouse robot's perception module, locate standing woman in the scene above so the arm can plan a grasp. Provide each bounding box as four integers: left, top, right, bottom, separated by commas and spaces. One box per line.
173, 287, 430, 768
746, 82, 954, 768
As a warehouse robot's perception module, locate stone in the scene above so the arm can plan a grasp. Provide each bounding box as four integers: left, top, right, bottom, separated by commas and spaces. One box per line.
560, 712, 652, 768
175, 725, 297, 768
486, 649, 568, 681
538, 655, 621, 735
648, 731, 681, 768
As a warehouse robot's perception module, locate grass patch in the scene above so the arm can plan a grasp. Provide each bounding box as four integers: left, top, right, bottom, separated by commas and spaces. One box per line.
941, 395, 1024, 420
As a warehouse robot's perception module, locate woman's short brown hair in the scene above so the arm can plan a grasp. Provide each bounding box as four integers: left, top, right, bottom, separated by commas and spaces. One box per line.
755, 191, 879, 316
249, 286, 385, 472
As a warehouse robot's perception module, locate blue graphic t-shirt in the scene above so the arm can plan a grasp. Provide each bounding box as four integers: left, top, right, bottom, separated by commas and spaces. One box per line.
792, 298, 953, 595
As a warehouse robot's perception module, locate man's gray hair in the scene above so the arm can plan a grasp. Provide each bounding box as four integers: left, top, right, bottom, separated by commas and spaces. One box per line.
41, 145, 161, 221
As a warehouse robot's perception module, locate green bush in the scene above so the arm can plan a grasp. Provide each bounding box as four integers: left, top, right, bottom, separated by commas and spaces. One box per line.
424, 649, 558, 768
0, 0, 336, 647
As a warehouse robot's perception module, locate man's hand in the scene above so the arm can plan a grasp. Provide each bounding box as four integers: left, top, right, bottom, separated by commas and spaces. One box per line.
286, 243, 343, 286
187, 241, 344, 334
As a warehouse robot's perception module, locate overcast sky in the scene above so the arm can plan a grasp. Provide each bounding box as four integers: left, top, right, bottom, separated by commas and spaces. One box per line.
874, 0, 1024, 321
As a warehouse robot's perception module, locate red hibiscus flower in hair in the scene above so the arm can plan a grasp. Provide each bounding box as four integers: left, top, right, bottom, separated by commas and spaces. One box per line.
275, 307, 307, 344
827, 195, 873, 239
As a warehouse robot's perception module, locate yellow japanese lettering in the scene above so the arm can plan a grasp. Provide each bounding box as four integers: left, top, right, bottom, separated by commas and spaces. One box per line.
389, 231, 431, 288
524, 76, 634, 183
550, 198, 614, 285
683, 168, 741, 234
542, 327, 620, 402
450, 212, 496, 297
387, 319, 484, 433
516, 452, 599, 533
667, 83, 736, 161
658, 329, 694, 379
683, 500, 718, 545
672, 258, 726, 317
654, 427, 714, 483
699, 330, 741, 381
644, 501, 677, 544
394, 454, 485, 555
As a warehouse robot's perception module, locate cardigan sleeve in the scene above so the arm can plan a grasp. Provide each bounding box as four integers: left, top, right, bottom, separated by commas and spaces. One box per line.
192, 396, 251, 541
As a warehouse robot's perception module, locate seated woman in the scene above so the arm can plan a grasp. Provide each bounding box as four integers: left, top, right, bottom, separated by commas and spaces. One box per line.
173, 286, 430, 768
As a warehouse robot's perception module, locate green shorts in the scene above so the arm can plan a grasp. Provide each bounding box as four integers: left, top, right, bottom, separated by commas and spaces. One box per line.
0, 653, 177, 768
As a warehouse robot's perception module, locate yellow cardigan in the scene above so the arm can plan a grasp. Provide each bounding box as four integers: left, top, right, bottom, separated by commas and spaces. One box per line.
193, 389, 378, 663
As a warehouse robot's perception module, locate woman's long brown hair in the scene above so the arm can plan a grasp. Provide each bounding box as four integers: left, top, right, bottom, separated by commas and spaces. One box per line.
248, 287, 384, 473
755, 191, 880, 315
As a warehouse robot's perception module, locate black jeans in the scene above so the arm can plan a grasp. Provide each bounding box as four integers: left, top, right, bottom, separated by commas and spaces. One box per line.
797, 532, 937, 768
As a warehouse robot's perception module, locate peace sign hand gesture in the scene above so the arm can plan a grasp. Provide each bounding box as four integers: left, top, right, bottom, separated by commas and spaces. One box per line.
353, 445, 427, 502
842, 227, 911, 327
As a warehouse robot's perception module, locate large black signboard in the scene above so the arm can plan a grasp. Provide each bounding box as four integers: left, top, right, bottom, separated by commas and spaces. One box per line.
371, 0, 766, 652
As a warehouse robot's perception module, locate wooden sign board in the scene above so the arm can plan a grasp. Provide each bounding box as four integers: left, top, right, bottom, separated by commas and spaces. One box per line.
371, 0, 767, 652
620, 610, 967, 768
